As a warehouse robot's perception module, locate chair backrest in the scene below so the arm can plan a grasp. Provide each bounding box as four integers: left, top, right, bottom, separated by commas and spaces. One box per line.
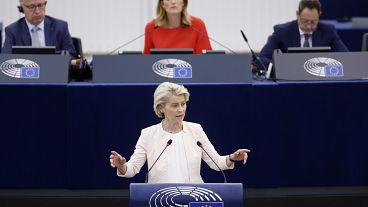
72, 37, 83, 59
0, 22, 3, 53
362, 33, 368, 51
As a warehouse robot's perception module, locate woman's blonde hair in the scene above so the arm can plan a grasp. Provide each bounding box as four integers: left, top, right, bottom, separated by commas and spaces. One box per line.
153, 82, 190, 118
155, 0, 191, 27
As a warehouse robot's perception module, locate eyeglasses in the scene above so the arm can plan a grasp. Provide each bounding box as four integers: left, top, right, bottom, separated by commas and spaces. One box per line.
23, 1, 47, 11
300, 18, 319, 25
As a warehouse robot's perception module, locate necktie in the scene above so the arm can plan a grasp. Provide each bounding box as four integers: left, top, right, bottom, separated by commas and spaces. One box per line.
303, 34, 311, 48
31, 26, 41, 47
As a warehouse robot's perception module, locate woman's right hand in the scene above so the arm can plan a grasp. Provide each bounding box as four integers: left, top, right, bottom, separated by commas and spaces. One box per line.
110, 151, 126, 172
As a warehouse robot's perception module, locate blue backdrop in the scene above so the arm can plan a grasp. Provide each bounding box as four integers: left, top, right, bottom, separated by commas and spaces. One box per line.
0, 81, 367, 189
320, 0, 368, 20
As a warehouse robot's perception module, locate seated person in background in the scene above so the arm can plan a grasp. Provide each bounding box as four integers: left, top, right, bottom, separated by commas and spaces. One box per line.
144, 0, 212, 54
2, 0, 76, 58
110, 82, 250, 183
259, 0, 348, 67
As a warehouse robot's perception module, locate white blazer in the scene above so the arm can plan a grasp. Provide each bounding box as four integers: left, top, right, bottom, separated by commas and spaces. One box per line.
118, 121, 234, 183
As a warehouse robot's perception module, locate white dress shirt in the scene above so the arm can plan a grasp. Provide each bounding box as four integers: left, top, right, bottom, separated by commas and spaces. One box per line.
25, 19, 46, 46
166, 131, 190, 183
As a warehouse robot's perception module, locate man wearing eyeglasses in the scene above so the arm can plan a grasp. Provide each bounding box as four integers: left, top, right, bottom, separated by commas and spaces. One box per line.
2, 0, 76, 57
259, 0, 348, 67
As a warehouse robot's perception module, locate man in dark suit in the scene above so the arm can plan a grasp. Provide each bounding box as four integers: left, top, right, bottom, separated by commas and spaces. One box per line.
259, 0, 348, 67
2, 0, 76, 58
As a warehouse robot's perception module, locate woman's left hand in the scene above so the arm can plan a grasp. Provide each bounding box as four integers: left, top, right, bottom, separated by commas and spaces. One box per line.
230, 149, 251, 164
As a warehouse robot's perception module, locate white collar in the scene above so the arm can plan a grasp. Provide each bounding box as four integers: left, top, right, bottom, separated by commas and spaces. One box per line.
25, 18, 45, 32
298, 27, 312, 36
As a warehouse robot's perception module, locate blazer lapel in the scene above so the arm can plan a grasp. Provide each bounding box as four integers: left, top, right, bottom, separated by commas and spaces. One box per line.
312, 27, 323, 47
20, 19, 32, 45
182, 123, 198, 182
44, 16, 53, 46
291, 21, 302, 47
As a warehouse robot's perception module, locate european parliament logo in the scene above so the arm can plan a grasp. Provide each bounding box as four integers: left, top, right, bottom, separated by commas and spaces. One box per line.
0, 59, 41, 79
148, 186, 223, 207
21, 67, 40, 78
174, 67, 192, 78
304, 57, 344, 77
325, 65, 344, 77
153, 59, 193, 78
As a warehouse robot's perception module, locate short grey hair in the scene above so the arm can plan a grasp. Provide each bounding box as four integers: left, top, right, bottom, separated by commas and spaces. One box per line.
153, 82, 190, 118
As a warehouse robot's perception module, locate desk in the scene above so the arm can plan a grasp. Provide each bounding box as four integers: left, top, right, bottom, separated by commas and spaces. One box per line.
1, 81, 367, 188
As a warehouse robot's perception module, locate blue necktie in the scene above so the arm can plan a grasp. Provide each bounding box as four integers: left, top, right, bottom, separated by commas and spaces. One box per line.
303, 34, 311, 48
31, 26, 41, 47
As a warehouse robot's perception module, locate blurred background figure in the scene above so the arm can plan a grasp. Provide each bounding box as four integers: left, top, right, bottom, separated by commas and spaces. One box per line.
2, 0, 76, 58
143, 0, 212, 54
259, 0, 348, 66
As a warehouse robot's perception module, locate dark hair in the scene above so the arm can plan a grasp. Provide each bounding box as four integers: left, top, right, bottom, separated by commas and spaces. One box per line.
298, 0, 321, 14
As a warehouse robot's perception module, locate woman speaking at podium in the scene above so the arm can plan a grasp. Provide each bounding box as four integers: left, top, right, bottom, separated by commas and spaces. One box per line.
143, 0, 212, 54
110, 82, 250, 183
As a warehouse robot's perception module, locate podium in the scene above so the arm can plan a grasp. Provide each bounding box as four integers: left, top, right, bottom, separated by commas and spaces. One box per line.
0, 54, 70, 83
130, 183, 243, 207
93, 54, 252, 83
273, 52, 368, 81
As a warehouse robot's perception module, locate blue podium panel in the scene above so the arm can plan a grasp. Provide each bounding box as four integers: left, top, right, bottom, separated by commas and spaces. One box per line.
130, 183, 243, 207
273, 52, 368, 81
93, 54, 252, 83
0, 54, 70, 83
1, 81, 368, 188
0, 84, 68, 187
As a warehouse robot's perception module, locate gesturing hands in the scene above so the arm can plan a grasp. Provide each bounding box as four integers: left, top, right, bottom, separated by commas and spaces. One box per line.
110, 151, 127, 174
230, 149, 251, 165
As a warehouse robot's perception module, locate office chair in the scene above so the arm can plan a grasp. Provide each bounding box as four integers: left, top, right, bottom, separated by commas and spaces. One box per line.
362, 33, 368, 51
0, 22, 3, 53
70, 37, 92, 80
72, 37, 83, 59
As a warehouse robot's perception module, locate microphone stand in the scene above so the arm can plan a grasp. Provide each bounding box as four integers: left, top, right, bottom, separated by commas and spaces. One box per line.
240, 30, 267, 76
145, 139, 172, 183
107, 25, 158, 55
190, 25, 237, 55
197, 141, 227, 183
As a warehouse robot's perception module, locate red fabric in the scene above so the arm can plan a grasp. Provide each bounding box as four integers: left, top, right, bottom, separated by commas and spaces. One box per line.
144, 16, 212, 54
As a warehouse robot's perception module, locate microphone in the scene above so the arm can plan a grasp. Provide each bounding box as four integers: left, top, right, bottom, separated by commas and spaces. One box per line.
107, 25, 158, 55
196, 141, 227, 183
190, 26, 237, 54
145, 139, 172, 183
240, 30, 268, 75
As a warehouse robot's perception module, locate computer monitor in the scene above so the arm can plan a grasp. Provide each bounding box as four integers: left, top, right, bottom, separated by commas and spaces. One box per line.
12, 46, 56, 55
118, 51, 143, 55
150, 48, 193, 54
202, 50, 226, 54
287, 46, 331, 53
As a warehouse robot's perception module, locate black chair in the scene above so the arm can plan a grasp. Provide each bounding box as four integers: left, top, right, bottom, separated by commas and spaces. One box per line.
362, 33, 368, 51
72, 37, 83, 59
70, 37, 92, 81
0, 22, 3, 53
